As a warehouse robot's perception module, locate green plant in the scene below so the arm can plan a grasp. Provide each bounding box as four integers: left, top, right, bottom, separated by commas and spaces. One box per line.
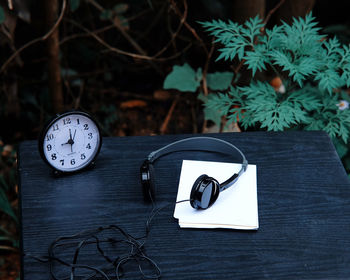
163, 13, 350, 172
163, 63, 235, 129
200, 14, 350, 164
0, 141, 18, 252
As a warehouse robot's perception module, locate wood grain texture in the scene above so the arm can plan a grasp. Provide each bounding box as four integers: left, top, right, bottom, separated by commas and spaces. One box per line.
19, 131, 350, 279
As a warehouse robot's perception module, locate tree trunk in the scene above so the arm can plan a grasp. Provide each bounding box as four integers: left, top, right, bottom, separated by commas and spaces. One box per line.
44, 0, 64, 113
232, 0, 266, 23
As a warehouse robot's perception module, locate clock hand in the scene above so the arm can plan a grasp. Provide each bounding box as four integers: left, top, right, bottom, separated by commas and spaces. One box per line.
70, 129, 77, 153
64, 129, 74, 152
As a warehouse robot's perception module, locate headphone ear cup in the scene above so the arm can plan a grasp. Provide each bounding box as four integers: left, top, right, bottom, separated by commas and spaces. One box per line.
190, 175, 220, 210
190, 174, 208, 203
140, 160, 156, 203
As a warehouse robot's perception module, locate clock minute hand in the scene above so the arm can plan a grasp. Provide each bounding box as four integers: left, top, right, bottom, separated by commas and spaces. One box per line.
69, 129, 73, 153
61, 129, 75, 152
70, 129, 77, 153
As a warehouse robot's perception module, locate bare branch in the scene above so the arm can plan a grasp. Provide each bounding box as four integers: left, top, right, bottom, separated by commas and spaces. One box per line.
152, 0, 188, 58
66, 19, 192, 62
0, 0, 67, 74
169, 0, 208, 54
7, 0, 13, 10
59, 24, 115, 45
263, 0, 286, 26
87, 0, 147, 56
160, 94, 180, 134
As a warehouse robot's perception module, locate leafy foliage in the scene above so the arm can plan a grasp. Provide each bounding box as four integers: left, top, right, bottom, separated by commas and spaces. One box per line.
0, 6, 4, 24
202, 13, 350, 92
206, 72, 234, 90
163, 63, 202, 92
200, 13, 350, 154
70, 0, 80, 12
0, 141, 18, 254
164, 64, 237, 128
0, 143, 17, 224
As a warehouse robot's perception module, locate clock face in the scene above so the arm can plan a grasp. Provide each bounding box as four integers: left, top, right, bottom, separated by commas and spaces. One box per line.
40, 112, 102, 172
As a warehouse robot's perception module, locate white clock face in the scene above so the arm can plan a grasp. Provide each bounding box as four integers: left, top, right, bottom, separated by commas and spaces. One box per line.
42, 113, 101, 172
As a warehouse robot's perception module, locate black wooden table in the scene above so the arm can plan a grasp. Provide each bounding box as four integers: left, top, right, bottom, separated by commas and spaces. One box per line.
19, 131, 350, 279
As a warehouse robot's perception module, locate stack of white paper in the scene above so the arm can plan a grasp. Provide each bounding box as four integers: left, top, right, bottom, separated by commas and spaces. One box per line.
173, 160, 259, 230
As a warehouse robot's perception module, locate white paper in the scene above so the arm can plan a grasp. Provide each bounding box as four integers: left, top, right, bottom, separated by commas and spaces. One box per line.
173, 160, 259, 230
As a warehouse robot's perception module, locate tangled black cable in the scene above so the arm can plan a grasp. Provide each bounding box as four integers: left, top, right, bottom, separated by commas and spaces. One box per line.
25, 199, 191, 280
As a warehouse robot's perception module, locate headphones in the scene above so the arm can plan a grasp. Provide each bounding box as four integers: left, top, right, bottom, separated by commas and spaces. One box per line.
140, 136, 248, 210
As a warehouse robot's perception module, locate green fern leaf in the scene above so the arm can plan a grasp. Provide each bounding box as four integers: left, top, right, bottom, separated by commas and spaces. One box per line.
241, 15, 264, 44
315, 69, 344, 94
244, 44, 268, 76
287, 85, 322, 111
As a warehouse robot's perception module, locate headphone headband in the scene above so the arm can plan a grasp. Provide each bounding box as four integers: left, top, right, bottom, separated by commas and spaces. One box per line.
146, 136, 248, 191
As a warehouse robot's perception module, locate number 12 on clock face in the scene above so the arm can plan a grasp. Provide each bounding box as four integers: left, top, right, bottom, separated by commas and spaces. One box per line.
39, 111, 102, 173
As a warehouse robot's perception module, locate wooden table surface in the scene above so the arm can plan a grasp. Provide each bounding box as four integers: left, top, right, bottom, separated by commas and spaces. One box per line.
19, 131, 350, 279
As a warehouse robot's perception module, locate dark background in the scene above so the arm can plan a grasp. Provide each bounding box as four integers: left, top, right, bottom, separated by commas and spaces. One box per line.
1, 0, 350, 279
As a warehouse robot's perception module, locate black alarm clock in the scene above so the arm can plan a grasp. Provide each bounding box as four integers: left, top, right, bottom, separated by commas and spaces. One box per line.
38, 111, 102, 173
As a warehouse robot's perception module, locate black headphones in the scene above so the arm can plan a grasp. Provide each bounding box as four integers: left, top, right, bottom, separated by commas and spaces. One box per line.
140, 137, 248, 210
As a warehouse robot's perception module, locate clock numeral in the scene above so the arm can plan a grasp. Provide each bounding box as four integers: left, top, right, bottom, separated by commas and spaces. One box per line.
77, 119, 80, 125
88, 133, 93, 139
52, 124, 59, 131
84, 124, 89, 130
47, 144, 52, 151
71, 159, 76, 165
81, 153, 86, 160
51, 153, 57, 160
46, 134, 54, 141
63, 118, 71, 125
60, 160, 64, 166
86, 143, 91, 149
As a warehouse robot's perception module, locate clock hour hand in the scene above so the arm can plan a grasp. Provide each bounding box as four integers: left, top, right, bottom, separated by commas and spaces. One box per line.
62, 129, 75, 153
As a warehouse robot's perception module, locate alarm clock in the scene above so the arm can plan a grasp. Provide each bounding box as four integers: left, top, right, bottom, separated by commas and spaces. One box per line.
39, 111, 102, 173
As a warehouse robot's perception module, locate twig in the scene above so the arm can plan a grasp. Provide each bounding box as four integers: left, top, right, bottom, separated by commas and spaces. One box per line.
152, 0, 187, 58
160, 94, 180, 134
202, 39, 214, 96
74, 81, 85, 110
0, 25, 23, 67
87, 0, 161, 74
137, 3, 166, 41
263, 0, 286, 27
191, 103, 198, 134
66, 19, 192, 62
59, 24, 115, 45
233, 59, 245, 76
0, 0, 67, 74
0, 245, 19, 253
87, 0, 145, 55
7, 0, 13, 10
125, 7, 152, 23
200, 40, 214, 133
169, 0, 208, 55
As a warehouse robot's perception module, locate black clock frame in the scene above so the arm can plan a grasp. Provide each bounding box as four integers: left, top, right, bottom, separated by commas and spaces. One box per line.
38, 110, 102, 175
